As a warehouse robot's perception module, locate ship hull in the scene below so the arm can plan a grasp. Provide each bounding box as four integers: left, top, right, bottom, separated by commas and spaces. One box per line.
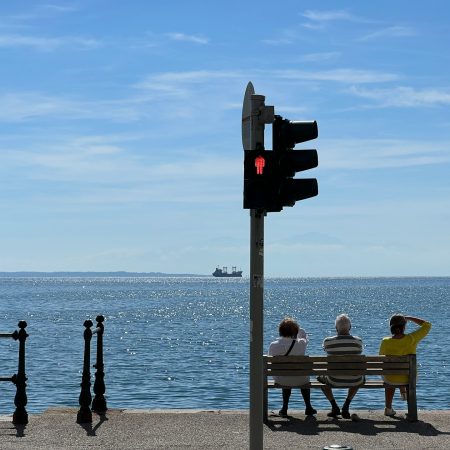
212, 267, 243, 277
213, 273, 242, 278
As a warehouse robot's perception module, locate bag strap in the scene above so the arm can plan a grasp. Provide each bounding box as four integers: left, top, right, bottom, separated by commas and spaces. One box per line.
284, 339, 296, 356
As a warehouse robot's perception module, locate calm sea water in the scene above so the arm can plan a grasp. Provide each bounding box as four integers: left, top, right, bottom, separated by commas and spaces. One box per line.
0, 276, 448, 414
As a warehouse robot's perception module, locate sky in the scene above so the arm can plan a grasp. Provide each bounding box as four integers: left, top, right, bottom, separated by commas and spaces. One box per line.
0, 1, 449, 277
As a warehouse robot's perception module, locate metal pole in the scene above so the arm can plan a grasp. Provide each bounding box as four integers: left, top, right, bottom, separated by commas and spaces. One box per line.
92, 315, 107, 414
12, 320, 28, 425
249, 93, 266, 450
249, 209, 264, 450
77, 319, 93, 424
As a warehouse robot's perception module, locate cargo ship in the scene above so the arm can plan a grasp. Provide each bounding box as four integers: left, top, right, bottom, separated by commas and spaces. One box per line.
212, 266, 243, 278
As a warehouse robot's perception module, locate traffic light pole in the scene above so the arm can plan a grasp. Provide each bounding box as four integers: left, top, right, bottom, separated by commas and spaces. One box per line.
249, 93, 266, 450
249, 208, 264, 450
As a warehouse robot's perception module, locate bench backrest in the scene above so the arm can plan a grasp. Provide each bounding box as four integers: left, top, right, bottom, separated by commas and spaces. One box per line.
264, 354, 416, 378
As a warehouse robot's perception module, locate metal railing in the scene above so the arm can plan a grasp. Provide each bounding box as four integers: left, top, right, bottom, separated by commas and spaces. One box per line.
77, 315, 107, 423
0, 320, 28, 425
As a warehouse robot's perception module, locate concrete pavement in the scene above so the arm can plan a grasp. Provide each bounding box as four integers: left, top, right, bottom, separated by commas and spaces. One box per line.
1, 408, 449, 449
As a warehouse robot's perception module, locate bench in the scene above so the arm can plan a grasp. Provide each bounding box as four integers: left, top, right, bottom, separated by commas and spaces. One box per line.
263, 354, 417, 422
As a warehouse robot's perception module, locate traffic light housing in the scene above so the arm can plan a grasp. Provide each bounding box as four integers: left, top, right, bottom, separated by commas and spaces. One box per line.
270, 115, 318, 211
243, 147, 276, 210
243, 116, 319, 212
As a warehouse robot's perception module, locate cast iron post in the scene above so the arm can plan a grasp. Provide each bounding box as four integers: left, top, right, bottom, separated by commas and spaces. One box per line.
12, 320, 28, 425
77, 319, 93, 423
92, 315, 107, 414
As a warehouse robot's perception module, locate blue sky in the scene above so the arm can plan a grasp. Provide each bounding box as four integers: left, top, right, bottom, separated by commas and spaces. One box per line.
1, 1, 449, 276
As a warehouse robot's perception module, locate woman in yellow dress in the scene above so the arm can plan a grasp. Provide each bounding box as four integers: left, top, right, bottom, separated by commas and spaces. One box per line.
379, 314, 431, 417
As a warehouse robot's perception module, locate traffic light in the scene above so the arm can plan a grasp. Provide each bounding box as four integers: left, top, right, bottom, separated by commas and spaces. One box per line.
270, 114, 319, 211
243, 147, 276, 210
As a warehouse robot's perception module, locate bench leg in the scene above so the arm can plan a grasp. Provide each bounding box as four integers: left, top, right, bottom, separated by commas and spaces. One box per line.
407, 386, 418, 422
407, 355, 418, 422
263, 387, 268, 423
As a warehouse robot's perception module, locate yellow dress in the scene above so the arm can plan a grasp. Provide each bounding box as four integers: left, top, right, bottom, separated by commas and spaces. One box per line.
379, 321, 431, 384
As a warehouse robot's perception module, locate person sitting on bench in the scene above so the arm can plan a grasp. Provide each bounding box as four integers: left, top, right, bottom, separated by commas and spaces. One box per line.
268, 317, 317, 417
379, 314, 431, 417
318, 313, 364, 419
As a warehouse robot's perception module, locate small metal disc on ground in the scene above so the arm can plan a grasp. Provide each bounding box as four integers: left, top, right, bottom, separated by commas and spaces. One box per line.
323, 445, 353, 450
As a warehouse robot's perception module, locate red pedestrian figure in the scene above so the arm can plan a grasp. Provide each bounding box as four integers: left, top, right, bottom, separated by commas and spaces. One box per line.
255, 155, 265, 175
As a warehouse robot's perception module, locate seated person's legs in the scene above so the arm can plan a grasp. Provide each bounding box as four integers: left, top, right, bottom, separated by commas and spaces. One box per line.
300, 388, 317, 416
279, 388, 291, 416
320, 385, 340, 417
399, 386, 407, 400
341, 386, 359, 418
384, 385, 396, 416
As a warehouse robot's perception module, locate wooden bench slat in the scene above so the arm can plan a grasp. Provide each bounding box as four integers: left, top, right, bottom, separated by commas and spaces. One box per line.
264, 355, 411, 363
267, 366, 409, 373
266, 361, 410, 367
265, 362, 410, 372
266, 379, 402, 389
267, 368, 408, 377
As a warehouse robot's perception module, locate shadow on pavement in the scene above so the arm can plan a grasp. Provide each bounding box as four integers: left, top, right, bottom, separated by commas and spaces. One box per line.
0, 422, 26, 438
266, 414, 450, 437
78, 412, 109, 436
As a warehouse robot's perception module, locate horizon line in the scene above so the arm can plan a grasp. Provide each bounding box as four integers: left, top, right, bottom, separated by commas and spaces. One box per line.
0, 271, 448, 279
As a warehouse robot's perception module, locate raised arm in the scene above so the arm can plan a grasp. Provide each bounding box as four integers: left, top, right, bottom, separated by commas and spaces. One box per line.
405, 316, 431, 343
405, 316, 427, 326
297, 328, 307, 340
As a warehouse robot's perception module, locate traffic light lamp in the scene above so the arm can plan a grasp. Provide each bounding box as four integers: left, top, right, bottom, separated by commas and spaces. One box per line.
243, 148, 276, 210
271, 114, 318, 211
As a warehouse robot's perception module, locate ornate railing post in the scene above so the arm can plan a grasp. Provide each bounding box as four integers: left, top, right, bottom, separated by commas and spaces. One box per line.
12, 320, 28, 425
77, 319, 93, 424
92, 315, 107, 414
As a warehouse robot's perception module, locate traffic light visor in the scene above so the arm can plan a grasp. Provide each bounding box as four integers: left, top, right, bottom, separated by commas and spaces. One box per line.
283, 149, 318, 177
281, 178, 318, 206
286, 121, 318, 146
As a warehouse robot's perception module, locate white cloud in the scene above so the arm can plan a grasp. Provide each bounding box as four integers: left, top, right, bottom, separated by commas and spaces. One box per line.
262, 28, 300, 45
360, 26, 416, 41
8, 3, 77, 22
128, 68, 400, 123
0, 33, 101, 51
274, 68, 399, 84
39, 4, 77, 14
262, 38, 294, 45
301, 52, 341, 62
348, 86, 450, 107
0, 92, 144, 122
1, 132, 241, 188
300, 9, 376, 29
302, 10, 355, 22
135, 68, 399, 101
320, 138, 450, 170
137, 70, 240, 85
166, 32, 209, 44
0, 67, 400, 126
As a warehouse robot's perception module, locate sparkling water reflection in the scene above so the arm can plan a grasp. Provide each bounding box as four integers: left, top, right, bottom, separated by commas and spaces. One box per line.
0, 276, 448, 413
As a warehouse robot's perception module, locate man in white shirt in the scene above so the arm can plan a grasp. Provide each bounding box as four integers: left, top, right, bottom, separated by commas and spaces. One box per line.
268, 317, 317, 417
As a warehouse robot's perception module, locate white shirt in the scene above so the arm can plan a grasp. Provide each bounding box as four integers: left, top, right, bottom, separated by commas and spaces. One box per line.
268, 335, 309, 386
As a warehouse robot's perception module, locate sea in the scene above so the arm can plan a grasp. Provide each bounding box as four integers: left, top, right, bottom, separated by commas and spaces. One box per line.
0, 276, 448, 415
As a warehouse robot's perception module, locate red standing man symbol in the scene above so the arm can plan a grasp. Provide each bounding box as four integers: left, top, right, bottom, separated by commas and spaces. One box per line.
255, 155, 265, 175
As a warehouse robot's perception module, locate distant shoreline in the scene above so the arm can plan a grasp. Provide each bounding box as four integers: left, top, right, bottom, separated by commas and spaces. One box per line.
0, 271, 207, 278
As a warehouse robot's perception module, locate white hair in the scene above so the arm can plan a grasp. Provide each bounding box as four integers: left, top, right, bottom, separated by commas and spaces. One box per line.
335, 314, 351, 334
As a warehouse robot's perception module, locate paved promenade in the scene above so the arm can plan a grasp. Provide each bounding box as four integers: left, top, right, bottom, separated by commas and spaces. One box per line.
1, 408, 449, 449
